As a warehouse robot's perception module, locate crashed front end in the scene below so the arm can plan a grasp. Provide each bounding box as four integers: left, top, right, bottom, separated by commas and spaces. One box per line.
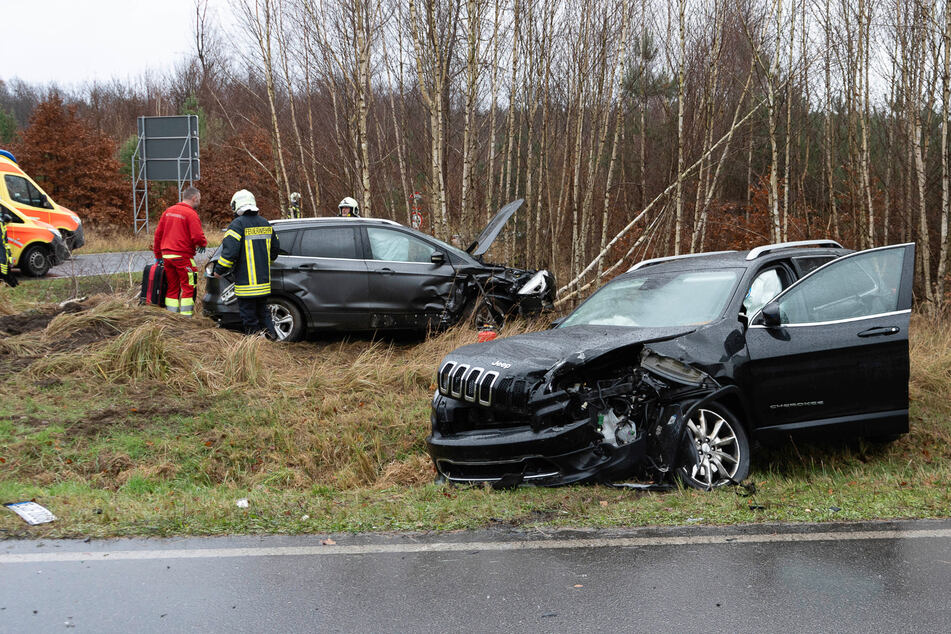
427, 333, 729, 486
441, 266, 556, 328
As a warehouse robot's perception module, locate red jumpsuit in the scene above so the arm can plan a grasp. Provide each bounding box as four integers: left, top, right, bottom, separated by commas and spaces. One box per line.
152, 202, 207, 315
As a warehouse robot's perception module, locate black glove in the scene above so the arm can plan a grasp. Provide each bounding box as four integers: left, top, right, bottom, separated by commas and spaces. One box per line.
1, 271, 18, 288
196, 246, 206, 254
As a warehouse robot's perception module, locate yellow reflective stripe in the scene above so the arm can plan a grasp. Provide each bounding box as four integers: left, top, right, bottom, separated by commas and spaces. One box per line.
235, 286, 270, 297
217, 256, 233, 268
225, 229, 241, 241
162, 254, 182, 259
180, 297, 195, 308
245, 238, 257, 285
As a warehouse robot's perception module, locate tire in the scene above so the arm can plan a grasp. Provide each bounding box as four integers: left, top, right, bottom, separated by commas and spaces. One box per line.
19, 244, 51, 277
677, 404, 750, 490
267, 297, 305, 342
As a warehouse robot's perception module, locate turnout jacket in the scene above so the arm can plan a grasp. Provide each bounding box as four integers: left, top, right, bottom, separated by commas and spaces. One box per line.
153, 202, 207, 260
213, 212, 279, 297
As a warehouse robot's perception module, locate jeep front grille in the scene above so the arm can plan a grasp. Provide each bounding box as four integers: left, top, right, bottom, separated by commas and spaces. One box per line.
438, 360, 499, 406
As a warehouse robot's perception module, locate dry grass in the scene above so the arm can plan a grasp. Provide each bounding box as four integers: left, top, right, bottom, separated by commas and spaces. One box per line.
909, 313, 951, 417
2, 291, 950, 537
81, 229, 221, 254
1, 291, 550, 491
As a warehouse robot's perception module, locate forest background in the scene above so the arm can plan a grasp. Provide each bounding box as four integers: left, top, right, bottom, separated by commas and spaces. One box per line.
3, 0, 951, 306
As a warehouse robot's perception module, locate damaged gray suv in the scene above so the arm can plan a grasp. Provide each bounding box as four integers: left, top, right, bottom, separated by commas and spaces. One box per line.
428, 240, 916, 489
203, 200, 555, 340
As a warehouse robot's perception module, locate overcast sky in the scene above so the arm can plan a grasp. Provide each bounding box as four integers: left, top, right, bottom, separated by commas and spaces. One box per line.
3, 0, 223, 87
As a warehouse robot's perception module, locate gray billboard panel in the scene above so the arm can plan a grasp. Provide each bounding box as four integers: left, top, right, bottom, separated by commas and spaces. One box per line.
144, 159, 201, 181
136, 114, 200, 182
138, 115, 199, 141
143, 138, 199, 161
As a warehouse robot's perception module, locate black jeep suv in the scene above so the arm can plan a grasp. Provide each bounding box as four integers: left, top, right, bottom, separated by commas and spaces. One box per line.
428, 240, 916, 489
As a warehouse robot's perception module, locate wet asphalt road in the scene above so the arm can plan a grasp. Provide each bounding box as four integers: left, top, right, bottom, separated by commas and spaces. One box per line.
2, 520, 950, 633
44, 251, 210, 279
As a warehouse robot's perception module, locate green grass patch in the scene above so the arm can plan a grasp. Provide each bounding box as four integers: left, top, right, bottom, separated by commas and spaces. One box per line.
1, 293, 950, 538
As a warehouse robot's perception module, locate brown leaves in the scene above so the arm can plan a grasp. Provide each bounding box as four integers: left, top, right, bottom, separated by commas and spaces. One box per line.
10, 96, 127, 228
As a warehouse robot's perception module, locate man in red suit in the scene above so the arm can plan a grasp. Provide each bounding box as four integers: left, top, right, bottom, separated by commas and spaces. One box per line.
152, 187, 207, 315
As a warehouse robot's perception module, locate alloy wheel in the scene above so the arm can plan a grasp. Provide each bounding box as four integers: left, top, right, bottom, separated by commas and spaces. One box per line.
269, 303, 294, 341
683, 408, 742, 489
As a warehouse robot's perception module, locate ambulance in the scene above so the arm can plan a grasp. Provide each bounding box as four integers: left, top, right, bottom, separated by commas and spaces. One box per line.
1, 198, 70, 277
0, 150, 84, 251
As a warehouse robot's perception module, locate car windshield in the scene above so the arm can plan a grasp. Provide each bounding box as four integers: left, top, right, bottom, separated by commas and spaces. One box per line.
560, 268, 742, 328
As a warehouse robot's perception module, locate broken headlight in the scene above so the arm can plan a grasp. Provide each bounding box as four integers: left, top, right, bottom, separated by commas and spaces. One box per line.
639, 349, 708, 386
517, 270, 550, 295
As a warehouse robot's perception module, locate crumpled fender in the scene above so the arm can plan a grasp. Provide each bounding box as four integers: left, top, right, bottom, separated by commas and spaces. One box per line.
650, 384, 740, 475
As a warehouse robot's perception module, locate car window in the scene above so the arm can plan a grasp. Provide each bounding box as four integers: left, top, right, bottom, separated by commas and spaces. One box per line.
298, 227, 360, 259
743, 268, 786, 316
275, 229, 299, 256
4, 175, 51, 208
775, 248, 904, 324
560, 269, 741, 328
792, 255, 836, 277
1, 203, 23, 223
367, 227, 436, 263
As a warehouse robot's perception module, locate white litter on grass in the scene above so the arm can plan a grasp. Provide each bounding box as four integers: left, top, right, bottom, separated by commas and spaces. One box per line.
235, 499, 249, 509
5, 501, 57, 525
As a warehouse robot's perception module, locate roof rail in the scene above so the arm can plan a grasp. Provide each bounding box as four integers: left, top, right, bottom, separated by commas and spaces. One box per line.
745, 239, 844, 261
271, 217, 401, 227
628, 250, 737, 272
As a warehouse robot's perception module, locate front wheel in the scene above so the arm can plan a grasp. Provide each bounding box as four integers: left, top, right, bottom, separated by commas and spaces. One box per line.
19, 245, 51, 277
677, 405, 750, 490
267, 297, 304, 342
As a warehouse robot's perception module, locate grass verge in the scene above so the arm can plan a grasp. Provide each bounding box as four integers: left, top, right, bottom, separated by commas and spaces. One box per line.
0, 280, 949, 538
80, 230, 222, 255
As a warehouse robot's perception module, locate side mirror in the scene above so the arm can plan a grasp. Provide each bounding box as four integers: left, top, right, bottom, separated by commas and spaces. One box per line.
430, 252, 446, 265
761, 301, 782, 327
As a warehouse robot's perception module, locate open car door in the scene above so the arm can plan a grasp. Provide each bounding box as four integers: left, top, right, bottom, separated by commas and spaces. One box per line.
743, 243, 915, 439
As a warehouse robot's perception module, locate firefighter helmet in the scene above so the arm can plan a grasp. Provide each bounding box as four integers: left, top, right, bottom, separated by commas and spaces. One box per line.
338, 196, 360, 217
230, 189, 258, 215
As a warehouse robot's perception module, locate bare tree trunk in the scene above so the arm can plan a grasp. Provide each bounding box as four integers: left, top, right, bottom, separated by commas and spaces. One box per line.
382, 24, 412, 225
938, 0, 951, 304
241, 0, 291, 213
782, 0, 797, 242
278, 10, 314, 218
484, 0, 502, 222
460, 0, 487, 235
674, 0, 686, 254
355, 0, 373, 217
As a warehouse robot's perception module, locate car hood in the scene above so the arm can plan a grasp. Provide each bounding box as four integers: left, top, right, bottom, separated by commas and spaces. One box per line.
467, 199, 524, 257
443, 325, 695, 378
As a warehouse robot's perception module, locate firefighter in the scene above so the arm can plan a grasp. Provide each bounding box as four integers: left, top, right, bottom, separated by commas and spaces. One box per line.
213, 190, 279, 337
0, 207, 18, 287
152, 186, 207, 316
338, 197, 360, 218
287, 192, 302, 219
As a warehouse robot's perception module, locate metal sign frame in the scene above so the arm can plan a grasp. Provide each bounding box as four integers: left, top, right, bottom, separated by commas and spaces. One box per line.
131, 115, 201, 234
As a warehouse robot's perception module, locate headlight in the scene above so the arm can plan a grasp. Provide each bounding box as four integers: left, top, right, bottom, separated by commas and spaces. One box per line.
517, 270, 549, 295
